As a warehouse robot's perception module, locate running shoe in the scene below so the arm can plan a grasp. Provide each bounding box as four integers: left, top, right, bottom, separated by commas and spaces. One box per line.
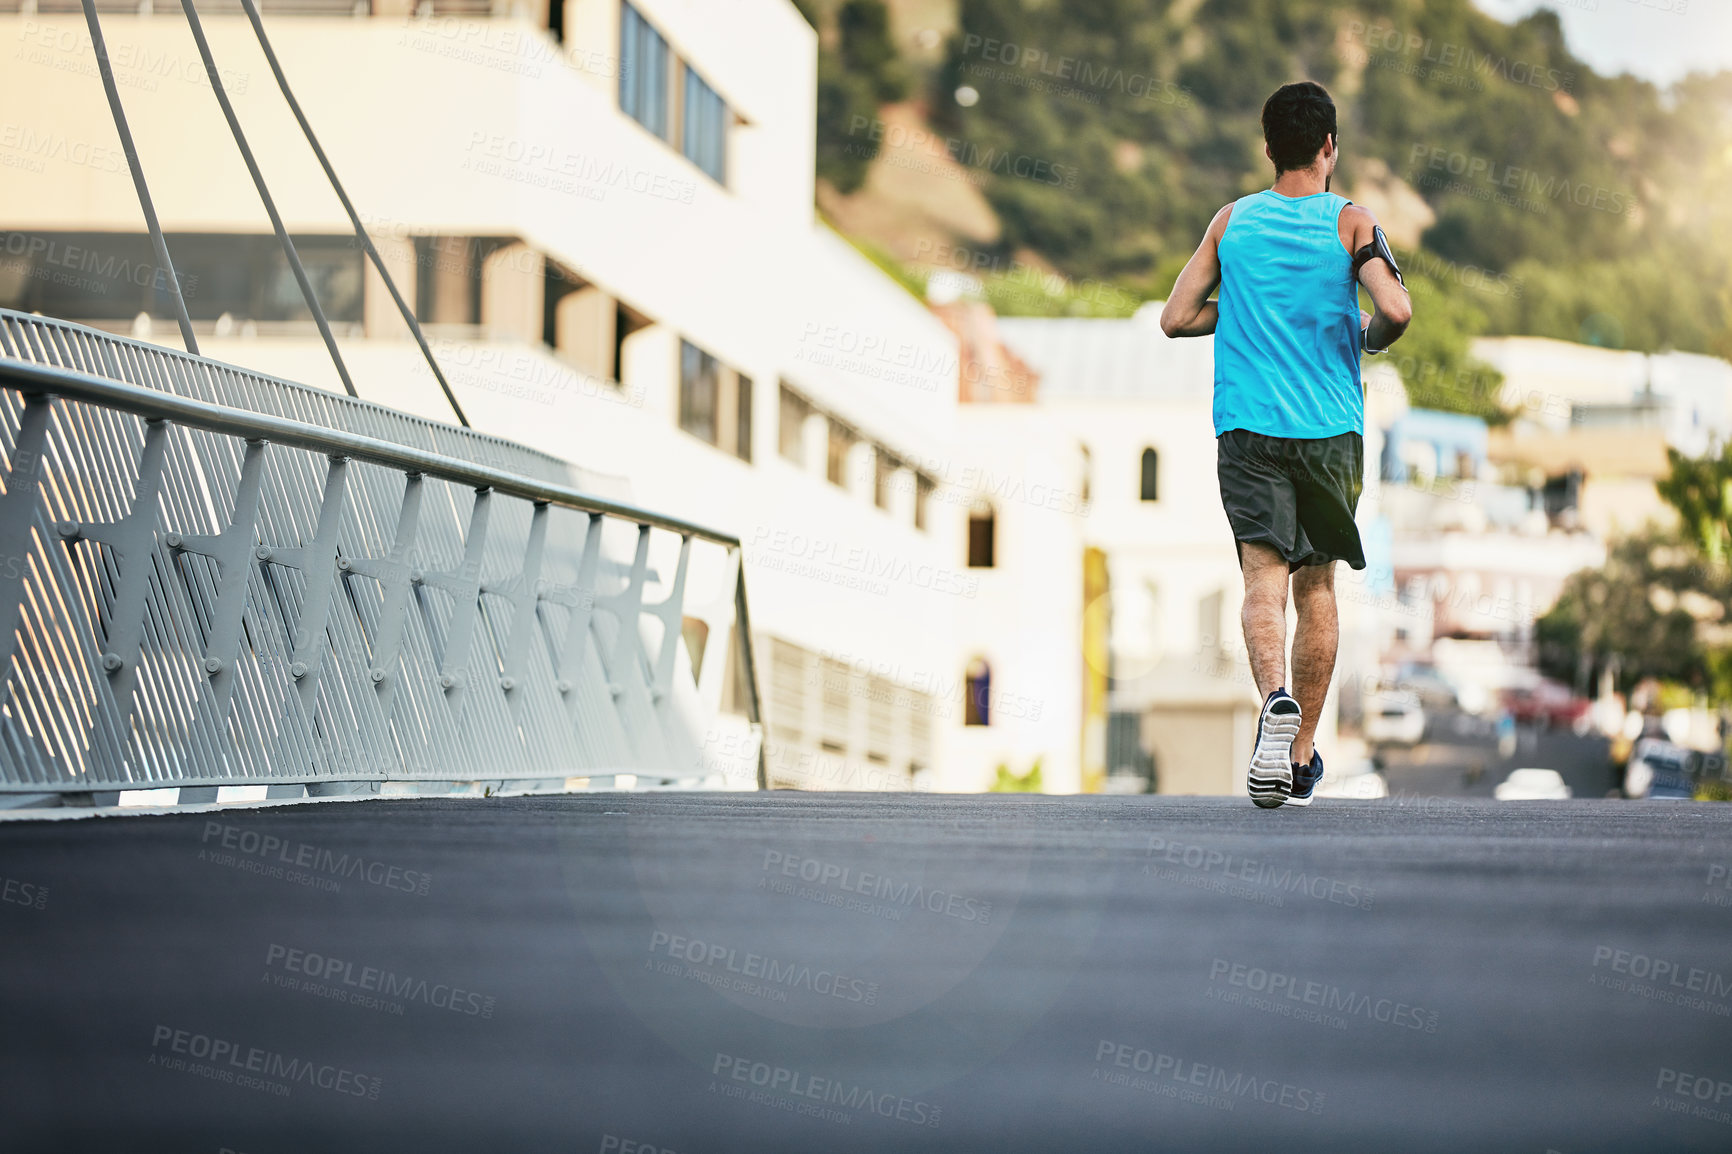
1248, 688, 1302, 808
1286, 749, 1324, 808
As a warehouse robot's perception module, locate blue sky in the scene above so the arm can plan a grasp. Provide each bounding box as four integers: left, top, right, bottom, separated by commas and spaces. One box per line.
1472, 0, 1732, 87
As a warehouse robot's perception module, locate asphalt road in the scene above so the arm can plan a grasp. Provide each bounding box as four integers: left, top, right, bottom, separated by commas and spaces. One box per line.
3, 792, 1731, 1153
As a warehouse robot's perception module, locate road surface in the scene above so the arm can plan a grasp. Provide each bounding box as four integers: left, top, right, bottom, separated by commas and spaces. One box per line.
3, 792, 1730, 1152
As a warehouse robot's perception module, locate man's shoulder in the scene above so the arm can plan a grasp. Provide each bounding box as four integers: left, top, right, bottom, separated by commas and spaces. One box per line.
1338, 203, 1379, 243
1208, 200, 1238, 238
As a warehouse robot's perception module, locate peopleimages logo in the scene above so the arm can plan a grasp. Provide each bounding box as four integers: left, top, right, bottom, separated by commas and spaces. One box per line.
149, 1025, 382, 1101
711, 1053, 942, 1127
1705, 863, 1732, 907
0, 125, 123, 172
199, 822, 432, 896
1590, 945, 1732, 1014
1343, 22, 1574, 93
1653, 1067, 1732, 1128
1, 873, 48, 911
1092, 1040, 1326, 1115
846, 115, 1079, 189
957, 34, 1193, 108
1145, 835, 1376, 910
0, 232, 199, 296
264, 944, 497, 1018
760, 849, 994, 924
1407, 145, 1638, 217
1206, 959, 1439, 1033
648, 931, 880, 1005
748, 527, 979, 599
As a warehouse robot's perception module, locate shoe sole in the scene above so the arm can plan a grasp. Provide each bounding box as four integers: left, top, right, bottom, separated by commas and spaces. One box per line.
1248, 702, 1301, 808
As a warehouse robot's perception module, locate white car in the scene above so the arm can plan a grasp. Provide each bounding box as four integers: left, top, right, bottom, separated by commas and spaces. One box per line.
1364, 691, 1425, 746
1494, 768, 1573, 800
1623, 738, 1696, 800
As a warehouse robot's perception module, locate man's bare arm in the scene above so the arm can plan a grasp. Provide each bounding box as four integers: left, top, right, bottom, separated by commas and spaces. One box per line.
1160, 205, 1231, 338
1341, 206, 1412, 351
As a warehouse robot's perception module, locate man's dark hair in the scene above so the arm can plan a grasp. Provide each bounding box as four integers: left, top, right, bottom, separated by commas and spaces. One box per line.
1261, 82, 1337, 174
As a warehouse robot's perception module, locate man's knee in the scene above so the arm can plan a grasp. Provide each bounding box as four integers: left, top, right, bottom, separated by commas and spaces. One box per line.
1292, 566, 1338, 612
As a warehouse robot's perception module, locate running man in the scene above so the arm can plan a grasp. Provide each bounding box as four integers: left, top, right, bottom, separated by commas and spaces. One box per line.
1160, 81, 1412, 808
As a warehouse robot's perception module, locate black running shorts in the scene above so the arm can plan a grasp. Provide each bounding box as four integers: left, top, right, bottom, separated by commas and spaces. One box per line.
1216, 429, 1366, 572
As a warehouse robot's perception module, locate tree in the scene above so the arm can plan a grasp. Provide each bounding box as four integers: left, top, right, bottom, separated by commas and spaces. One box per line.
1535, 529, 1719, 693
811, 1, 909, 195
1541, 446, 1732, 702
1656, 444, 1732, 563
837, 1, 908, 103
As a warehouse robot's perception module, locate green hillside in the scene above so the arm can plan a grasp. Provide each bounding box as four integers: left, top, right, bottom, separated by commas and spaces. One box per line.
797, 0, 1732, 420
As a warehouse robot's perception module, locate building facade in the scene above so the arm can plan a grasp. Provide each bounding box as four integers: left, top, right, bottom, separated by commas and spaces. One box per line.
0, 0, 1086, 791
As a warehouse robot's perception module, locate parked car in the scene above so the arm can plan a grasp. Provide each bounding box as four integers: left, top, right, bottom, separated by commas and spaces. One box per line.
1494, 768, 1573, 800
1501, 680, 1592, 732
1364, 690, 1425, 746
1623, 738, 1698, 800
1393, 662, 1460, 712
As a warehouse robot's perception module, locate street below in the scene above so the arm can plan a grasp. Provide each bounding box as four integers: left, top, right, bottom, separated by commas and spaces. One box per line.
1375, 708, 1620, 800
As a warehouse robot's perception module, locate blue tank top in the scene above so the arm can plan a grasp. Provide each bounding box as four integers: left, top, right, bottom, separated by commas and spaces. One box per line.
1213, 189, 1362, 439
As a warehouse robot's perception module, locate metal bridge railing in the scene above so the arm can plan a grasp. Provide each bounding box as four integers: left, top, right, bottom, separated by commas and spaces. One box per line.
0, 310, 765, 806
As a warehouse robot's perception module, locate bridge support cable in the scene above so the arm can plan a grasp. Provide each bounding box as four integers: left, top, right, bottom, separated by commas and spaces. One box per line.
176, 0, 359, 399
234, 0, 470, 428
76, 0, 200, 355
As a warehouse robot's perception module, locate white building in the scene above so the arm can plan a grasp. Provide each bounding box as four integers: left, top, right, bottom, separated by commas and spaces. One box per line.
0, 0, 1082, 791
1474, 335, 1732, 539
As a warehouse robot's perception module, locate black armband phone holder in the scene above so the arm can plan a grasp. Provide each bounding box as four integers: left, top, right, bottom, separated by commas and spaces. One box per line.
1352, 225, 1405, 287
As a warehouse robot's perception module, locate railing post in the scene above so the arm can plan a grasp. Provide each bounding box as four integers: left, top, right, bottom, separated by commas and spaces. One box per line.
549, 512, 605, 730
488, 500, 549, 720
733, 549, 769, 791
263, 454, 350, 714
342, 471, 425, 720
171, 439, 268, 721
419, 485, 492, 709
59, 417, 173, 779
0, 394, 55, 657
646, 534, 693, 705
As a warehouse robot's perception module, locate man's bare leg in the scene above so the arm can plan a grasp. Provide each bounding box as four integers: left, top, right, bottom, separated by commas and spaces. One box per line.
1289, 561, 1338, 765
1238, 542, 1290, 698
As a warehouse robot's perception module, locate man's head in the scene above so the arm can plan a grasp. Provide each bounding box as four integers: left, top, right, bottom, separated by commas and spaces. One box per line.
1262, 82, 1338, 179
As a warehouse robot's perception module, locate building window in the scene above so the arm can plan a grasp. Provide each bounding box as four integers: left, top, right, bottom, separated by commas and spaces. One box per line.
778, 383, 810, 465
734, 374, 753, 463
1140, 447, 1159, 501
915, 474, 934, 531
827, 419, 856, 488
614, 301, 652, 384
679, 340, 751, 459
679, 339, 719, 446
619, 1, 731, 185
964, 658, 991, 726
761, 636, 938, 790
0, 231, 367, 325
619, 2, 670, 141
967, 500, 996, 568
873, 451, 896, 511
682, 65, 727, 184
